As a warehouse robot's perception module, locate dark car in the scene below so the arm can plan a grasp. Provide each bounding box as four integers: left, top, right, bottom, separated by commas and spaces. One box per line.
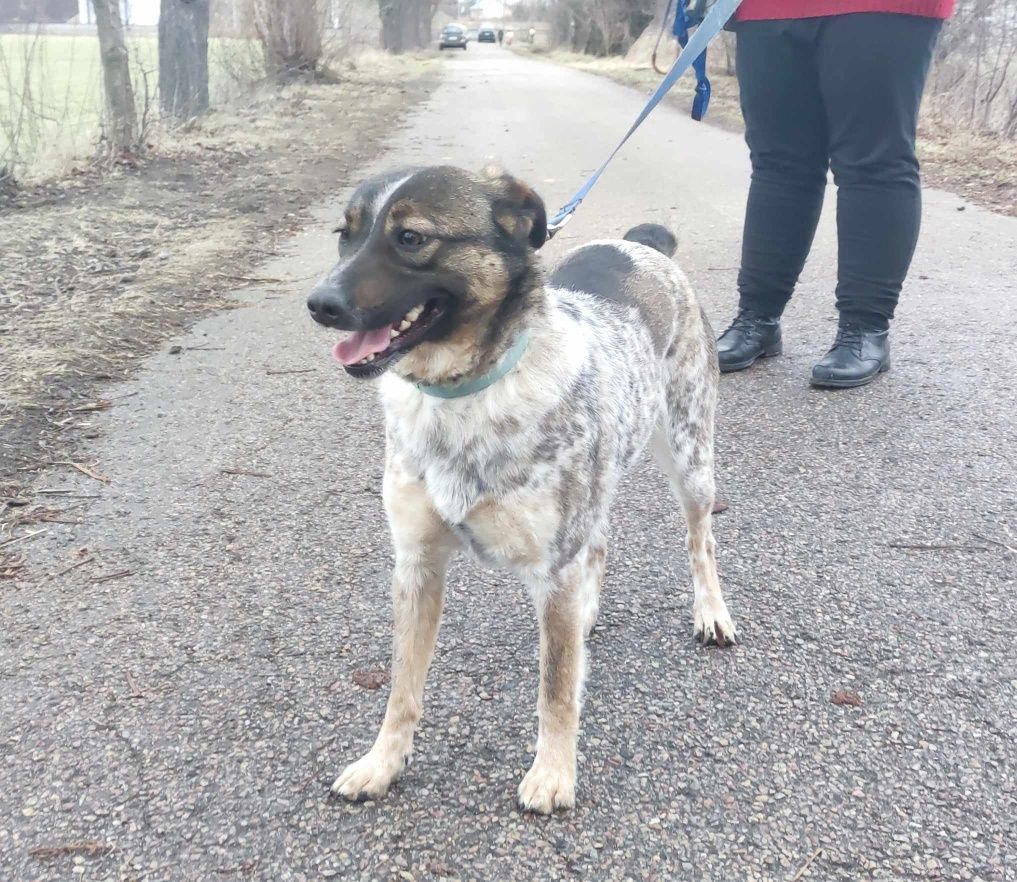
439, 25, 467, 49
477, 27, 496, 43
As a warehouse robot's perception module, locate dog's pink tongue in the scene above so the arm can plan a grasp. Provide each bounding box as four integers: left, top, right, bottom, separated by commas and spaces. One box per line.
333, 325, 394, 365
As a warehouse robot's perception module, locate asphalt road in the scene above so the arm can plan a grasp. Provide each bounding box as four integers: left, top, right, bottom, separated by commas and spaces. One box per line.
3, 45, 1016, 882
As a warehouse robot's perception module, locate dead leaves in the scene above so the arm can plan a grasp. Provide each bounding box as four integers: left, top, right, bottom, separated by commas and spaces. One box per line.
831, 689, 863, 708
352, 670, 390, 691
1, 551, 25, 578
29, 840, 112, 860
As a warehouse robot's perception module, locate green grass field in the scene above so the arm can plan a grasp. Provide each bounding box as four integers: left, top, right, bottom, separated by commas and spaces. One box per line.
0, 32, 261, 178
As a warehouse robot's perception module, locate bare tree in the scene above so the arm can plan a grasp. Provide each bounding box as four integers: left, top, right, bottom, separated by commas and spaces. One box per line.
91, 0, 139, 151
159, 0, 210, 120
254, 0, 328, 78
926, 0, 1017, 137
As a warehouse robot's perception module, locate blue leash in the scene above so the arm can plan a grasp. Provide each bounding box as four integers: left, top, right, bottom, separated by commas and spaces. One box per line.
674, 0, 712, 121
546, 0, 742, 237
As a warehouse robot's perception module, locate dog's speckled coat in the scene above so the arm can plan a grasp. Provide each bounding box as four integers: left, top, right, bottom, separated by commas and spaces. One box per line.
308, 166, 736, 814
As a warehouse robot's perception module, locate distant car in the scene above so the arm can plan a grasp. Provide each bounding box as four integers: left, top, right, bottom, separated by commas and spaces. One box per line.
439, 25, 467, 49
478, 28, 496, 43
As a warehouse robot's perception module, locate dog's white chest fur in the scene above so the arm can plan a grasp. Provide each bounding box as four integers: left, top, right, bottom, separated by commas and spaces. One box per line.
377, 290, 669, 578
377, 308, 604, 572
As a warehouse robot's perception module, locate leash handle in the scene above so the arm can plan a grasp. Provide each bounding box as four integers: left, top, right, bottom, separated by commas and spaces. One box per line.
546, 0, 743, 238
674, 0, 712, 121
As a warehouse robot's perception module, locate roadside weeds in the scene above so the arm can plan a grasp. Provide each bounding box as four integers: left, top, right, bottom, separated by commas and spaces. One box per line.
0, 52, 441, 536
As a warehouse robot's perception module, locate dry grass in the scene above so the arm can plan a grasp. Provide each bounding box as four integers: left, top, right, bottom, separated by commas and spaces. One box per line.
0, 33, 266, 180
523, 46, 1017, 217
0, 51, 439, 504
917, 123, 1017, 216
0, 23, 385, 181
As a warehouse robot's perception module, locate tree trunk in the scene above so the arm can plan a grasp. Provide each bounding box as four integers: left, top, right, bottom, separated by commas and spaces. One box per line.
378, 0, 432, 53
159, 0, 210, 120
379, 0, 402, 52
254, 0, 326, 78
91, 0, 138, 150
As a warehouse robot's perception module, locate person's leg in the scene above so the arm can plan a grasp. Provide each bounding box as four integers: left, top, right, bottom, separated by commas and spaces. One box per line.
809, 12, 942, 388
735, 19, 830, 319
719, 19, 830, 373
819, 13, 943, 330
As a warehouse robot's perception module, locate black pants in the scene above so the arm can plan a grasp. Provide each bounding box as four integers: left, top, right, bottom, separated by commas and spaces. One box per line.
735, 14, 942, 330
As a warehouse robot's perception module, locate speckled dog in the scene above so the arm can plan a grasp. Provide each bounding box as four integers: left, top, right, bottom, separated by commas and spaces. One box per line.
307, 165, 737, 814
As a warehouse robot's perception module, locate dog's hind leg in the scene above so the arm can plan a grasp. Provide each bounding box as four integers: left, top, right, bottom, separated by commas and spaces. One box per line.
651, 345, 737, 646
518, 559, 587, 814
332, 464, 456, 802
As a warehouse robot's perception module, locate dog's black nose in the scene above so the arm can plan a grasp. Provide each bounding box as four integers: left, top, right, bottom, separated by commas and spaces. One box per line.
307, 284, 347, 328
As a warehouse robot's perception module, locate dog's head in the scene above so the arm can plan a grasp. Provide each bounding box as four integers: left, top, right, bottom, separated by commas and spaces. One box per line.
307, 165, 547, 384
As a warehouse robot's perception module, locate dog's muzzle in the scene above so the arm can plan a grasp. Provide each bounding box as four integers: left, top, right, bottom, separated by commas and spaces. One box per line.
307, 281, 353, 329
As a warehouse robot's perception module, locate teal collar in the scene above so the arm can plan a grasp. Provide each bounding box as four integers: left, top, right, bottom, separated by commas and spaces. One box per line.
415, 331, 532, 399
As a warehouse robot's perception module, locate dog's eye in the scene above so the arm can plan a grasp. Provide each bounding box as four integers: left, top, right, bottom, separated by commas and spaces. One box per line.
396, 229, 427, 249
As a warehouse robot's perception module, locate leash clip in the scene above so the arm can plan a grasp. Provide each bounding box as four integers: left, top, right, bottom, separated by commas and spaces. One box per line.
546, 209, 575, 241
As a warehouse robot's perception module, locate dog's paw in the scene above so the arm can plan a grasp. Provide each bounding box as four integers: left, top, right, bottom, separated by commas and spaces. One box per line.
518, 760, 575, 814
694, 598, 737, 647
331, 750, 405, 802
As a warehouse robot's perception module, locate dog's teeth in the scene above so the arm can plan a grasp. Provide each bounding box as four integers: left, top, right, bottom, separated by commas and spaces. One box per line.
366, 354, 375, 362
406, 305, 423, 321
390, 328, 400, 339
399, 320, 411, 331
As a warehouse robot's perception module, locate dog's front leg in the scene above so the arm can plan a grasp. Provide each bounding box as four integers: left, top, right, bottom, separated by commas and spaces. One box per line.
518, 561, 585, 814
332, 467, 454, 802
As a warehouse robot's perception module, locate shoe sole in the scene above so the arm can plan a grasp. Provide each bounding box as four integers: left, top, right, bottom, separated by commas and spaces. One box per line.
718, 344, 783, 374
810, 361, 891, 389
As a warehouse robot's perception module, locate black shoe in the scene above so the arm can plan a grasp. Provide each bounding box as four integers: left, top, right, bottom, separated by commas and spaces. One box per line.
810, 322, 891, 388
716, 309, 783, 373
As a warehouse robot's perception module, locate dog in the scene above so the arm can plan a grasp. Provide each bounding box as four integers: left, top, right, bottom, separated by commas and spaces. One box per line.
307, 165, 737, 814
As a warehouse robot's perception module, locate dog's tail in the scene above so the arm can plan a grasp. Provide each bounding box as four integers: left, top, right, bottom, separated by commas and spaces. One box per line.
623, 223, 676, 258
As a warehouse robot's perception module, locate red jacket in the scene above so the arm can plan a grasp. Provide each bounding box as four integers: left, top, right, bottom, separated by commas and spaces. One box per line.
735, 0, 954, 20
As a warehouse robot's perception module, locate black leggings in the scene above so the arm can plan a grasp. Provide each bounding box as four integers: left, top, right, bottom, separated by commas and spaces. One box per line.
735, 13, 942, 330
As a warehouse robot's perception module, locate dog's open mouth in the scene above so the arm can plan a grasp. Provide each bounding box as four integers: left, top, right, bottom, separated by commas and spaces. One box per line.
333, 297, 448, 377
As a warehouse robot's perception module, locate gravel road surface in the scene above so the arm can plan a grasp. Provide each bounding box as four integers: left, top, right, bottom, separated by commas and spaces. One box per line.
3, 45, 1015, 882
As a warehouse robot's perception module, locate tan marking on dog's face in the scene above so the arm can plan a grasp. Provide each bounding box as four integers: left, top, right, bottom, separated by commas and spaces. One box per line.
345, 203, 366, 238
391, 239, 514, 384
450, 241, 510, 306
318, 166, 545, 383
385, 199, 440, 236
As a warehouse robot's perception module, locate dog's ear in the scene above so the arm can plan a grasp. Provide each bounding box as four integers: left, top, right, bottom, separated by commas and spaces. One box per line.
481, 165, 548, 250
